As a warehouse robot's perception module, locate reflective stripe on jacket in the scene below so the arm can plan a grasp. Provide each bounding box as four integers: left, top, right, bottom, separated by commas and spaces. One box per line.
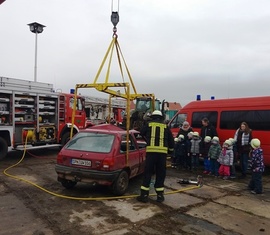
141, 120, 174, 154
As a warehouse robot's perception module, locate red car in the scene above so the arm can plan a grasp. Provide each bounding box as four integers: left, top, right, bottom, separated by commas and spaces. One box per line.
55, 124, 147, 195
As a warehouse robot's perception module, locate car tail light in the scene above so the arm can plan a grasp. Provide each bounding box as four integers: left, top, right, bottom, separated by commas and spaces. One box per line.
57, 152, 64, 164
102, 157, 114, 170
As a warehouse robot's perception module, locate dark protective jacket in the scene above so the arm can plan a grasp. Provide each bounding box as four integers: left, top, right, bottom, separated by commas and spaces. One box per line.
174, 140, 187, 157
177, 127, 193, 140
201, 124, 218, 139
200, 123, 218, 151
140, 118, 174, 154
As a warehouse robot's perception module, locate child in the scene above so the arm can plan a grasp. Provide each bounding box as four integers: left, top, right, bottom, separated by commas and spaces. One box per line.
188, 131, 201, 171
208, 136, 221, 177
171, 138, 179, 168
174, 134, 187, 170
201, 136, 212, 174
218, 139, 234, 180
228, 138, 237, 179
185, 132, 193, 170
248, 138, 265, 194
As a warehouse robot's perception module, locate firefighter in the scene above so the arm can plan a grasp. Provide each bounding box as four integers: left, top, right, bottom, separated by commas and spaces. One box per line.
137, 110, 174, 203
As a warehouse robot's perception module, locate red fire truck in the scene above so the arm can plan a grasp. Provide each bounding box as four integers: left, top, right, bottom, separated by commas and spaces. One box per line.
0, 77, 87, 160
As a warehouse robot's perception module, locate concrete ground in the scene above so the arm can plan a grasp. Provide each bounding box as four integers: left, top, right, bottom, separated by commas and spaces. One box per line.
0, 150, 270, 235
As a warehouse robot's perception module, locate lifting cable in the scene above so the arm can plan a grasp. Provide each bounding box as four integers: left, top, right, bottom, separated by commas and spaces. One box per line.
2, 133, 201, 201
110, 1, 137, 94
93, 0, 137, 94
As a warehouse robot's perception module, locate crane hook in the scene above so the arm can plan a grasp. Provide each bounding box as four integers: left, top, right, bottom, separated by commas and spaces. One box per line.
111, 11, 119, 37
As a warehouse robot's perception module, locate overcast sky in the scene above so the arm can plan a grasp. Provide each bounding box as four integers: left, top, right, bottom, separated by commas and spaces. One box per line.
1, 0, 270, 106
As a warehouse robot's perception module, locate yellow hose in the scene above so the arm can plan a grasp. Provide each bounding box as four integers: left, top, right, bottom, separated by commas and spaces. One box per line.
3, 134, 200, 201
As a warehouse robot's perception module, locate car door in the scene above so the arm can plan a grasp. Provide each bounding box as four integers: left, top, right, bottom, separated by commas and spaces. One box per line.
120, 134, 141, 178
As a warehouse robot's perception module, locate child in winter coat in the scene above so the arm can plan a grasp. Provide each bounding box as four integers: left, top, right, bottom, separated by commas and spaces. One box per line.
201, 136, 212, 174
208, 136, 221, 177
185, 132, 193, 170
188, 131, 201, 171
171, 138, 179, 168
173, 134, 187, 170
228, 138, 237, 179
218, 139, 234, 180
248, 138, 265, 194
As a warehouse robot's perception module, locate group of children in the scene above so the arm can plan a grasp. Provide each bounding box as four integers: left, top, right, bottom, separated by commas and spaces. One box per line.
171, 131, 265, 194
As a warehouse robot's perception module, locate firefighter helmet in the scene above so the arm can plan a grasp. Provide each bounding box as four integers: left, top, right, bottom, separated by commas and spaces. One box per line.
151, 110, 162, 117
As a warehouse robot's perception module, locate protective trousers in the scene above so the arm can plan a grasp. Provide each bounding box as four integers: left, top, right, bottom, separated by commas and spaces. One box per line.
141, 152, 167, 192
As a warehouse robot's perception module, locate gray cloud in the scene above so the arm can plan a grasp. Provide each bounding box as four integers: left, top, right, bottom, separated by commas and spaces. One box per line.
1, 0, 270, 107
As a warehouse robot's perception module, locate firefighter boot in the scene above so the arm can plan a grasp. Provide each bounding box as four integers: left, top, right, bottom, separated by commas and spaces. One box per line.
136, 189, 149, 203
156, 191, 165, 203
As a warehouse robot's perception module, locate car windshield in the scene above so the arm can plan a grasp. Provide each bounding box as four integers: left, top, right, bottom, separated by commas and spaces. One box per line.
65, 132, 115, 153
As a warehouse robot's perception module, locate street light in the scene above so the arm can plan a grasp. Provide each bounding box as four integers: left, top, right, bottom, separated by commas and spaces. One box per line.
27, 22, 46, 82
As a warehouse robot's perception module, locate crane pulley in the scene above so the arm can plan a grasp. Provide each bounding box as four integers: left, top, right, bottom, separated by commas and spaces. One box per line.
111, 0, 120, 37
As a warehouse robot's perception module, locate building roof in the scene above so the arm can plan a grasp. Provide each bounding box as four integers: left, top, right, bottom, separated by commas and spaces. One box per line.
167, 102, 182, 111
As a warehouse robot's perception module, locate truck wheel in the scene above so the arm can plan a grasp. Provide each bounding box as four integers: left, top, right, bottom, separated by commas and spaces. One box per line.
0, 137, 8, 160
61, 132, 71, 146
61, 179, 77, 189
112, 170, 129, 196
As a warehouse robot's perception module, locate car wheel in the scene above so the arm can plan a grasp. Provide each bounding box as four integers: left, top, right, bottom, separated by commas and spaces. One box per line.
0, 137, 8, 160
112, 170, 129, 196
61, 179, 77, 189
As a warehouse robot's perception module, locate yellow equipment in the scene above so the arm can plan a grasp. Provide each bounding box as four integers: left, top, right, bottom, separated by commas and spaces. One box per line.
72, 5, 156, 133
71, 3, 157, 165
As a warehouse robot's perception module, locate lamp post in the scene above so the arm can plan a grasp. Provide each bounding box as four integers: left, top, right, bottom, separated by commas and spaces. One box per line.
27, 22, 46, 82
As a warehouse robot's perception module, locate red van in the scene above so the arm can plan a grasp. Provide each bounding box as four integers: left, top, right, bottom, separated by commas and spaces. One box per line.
168, 96, 270, 166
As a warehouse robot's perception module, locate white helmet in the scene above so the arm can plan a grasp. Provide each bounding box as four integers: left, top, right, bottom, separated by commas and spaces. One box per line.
224, 139, 232, 146
174, 138, 179, 142
179, 134, 185, 140
228, 138, 236, 144
212, 136, 219, 143
187, 132, 193, 137
193, 131, 199, 137
151, 110, 162, 117
250, 138, 260, 149
204, 136, 211, 143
